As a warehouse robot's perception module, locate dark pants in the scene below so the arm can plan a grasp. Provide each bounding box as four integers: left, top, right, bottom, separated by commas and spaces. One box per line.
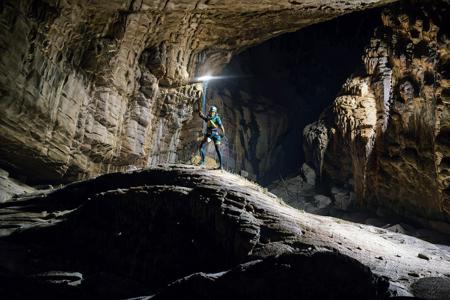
199, 131, 222, 167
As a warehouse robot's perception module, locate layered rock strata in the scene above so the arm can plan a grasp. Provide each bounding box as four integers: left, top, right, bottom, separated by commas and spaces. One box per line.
304, 3, 450, 228
0, 165, 449, 298
0, 168, 36, 203
0, 0, 396, 183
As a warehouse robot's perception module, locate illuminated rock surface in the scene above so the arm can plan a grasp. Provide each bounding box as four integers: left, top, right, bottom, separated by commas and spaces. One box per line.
303, 2, 450, 228
0, 0, 396, 183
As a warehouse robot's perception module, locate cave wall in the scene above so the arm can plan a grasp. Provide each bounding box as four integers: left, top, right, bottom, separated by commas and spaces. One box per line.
304, 2, 450, 227
0, 0, 396, 183
0, 0, 204, 183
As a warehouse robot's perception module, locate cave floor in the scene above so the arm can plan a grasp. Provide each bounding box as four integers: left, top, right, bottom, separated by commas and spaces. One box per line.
0, 165, 449, 298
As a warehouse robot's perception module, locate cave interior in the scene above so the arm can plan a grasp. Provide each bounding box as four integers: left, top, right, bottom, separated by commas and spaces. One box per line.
1, 0, 450, 299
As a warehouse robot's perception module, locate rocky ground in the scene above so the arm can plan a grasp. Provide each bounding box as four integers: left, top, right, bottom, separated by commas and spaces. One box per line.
269, 164, 450, 246
1, 164, 449, 299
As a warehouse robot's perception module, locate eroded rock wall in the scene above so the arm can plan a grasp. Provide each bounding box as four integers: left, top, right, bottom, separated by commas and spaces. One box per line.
0, 0, 395, 183
304, 2, 450, 227
0, 0, 202, 182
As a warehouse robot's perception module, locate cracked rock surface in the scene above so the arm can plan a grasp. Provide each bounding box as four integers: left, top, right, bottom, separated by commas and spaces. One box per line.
0, 165, 449, 299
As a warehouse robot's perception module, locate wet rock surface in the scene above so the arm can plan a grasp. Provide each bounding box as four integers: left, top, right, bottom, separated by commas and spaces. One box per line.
1, 165, 449, 299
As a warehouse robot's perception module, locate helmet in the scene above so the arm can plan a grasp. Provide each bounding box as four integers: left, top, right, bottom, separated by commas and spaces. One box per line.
209, 106, 218, 112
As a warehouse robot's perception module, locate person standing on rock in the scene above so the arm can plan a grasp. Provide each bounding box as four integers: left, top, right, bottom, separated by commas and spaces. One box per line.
199, 105, 225, 169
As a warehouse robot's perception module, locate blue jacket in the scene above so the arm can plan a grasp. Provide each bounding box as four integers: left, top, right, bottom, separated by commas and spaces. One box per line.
202, 114, 222, 131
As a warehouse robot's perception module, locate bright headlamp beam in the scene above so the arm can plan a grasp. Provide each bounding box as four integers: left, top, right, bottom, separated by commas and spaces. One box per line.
195, 75, 227, 82
197, 75, 214, 82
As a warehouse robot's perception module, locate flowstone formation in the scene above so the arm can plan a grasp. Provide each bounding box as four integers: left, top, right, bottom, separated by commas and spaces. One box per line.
1, 165, 449, 299
0, 0, 397, 183
304, 2, 450, 231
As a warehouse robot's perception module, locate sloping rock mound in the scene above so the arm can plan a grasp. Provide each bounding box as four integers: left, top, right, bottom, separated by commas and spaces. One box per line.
0, 165, 449, 299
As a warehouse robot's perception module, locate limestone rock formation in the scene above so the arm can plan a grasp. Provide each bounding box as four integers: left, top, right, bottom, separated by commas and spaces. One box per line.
0, 168, 36, 203
303, 2, 450, 230
0, 0, 396, 183
1, 165, 449, 299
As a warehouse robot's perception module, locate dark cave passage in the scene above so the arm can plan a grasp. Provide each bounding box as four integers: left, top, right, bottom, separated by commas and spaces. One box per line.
207, 8, 382, 185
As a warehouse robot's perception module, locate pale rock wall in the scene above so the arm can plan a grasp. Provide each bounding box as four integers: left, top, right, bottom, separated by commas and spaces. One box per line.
0, 0, 395, 182
304, 3, 450, 226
